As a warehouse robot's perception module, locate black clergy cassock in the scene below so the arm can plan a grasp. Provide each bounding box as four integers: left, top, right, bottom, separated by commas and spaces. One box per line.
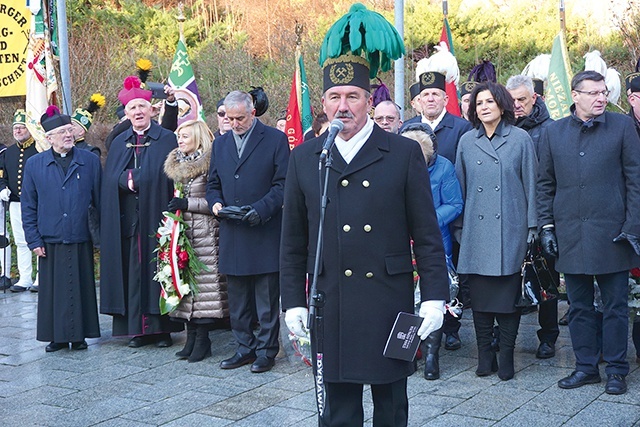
99, 121, 182, 336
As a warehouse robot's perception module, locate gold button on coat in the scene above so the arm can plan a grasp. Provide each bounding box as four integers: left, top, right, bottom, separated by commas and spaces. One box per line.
363, 224, 372, 232
344, 269, 353, 277
343, 224, 351, 232
341, 179, 349, 187
365, 272, 373, 278
362, 180, 370, 187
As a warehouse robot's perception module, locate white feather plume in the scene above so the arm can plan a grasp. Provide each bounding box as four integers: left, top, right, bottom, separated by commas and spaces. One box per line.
522, 54, 551, 81
605, 67, 621, 105
415, 41, 460, 86
583, 50, 607, 77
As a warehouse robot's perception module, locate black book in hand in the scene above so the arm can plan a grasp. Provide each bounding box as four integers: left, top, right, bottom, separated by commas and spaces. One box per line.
383, 312, 423, 362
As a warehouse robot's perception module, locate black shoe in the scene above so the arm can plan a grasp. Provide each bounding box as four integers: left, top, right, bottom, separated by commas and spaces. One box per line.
128, 335, 154, 348
220, 352, 256, 369
475, 353, 498, 377
444, 333, 462, 351
536, 342, 556, 359
605, 374, 627, 395
9, 284, 28, 292
45, 342, 67, 352
424, 353, 440, 380
558, 371, 601, 389
30, 285, 38, 293
0, 277, 12, 290
71, 340, 88, 350
175, 326, 197, 359
558, 311, 569, 326
187, 326, 211, 363
250, 356, 275, 373
155, 333, 173, 348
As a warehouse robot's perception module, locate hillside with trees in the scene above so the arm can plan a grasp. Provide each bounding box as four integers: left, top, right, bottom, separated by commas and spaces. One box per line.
0, 0, 637, 148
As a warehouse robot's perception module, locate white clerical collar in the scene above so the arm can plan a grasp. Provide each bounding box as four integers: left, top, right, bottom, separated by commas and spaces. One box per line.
334, 118, 374, 164
133, 123, 151, 136
422, 108, 447, 130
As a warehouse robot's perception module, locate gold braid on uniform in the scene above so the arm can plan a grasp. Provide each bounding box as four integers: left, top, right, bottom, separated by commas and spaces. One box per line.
17, 136, 35, 149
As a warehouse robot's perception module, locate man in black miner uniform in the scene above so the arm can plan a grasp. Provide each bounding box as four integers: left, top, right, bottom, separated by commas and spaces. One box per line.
100, 76, 182, 348
401, 82, 422, 127
70, 93, 105, 158
0, 109, 39, 292
281, 54, 449, 426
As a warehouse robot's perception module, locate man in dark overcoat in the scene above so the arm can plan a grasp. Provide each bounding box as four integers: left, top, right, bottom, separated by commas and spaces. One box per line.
538, 70, 640, 395
21, 106, 101, 352
506, 74, 559, 360
281, 54, 450, 426
206, 90, 289, 373
100, 76, 182, 347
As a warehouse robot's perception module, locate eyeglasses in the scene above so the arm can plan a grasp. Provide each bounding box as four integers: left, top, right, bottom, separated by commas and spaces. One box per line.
573, 89, 610, 97
13, 126, 27, 131
373, 115, 398, 123
48, 128, 75, 137
217, 111, 226, 118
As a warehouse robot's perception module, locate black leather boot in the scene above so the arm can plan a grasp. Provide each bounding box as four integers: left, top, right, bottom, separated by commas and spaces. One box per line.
175, 323, 196, 359
188, 324, 212, 363
496, 312, 521, 381
474, 311, 498, 376
424, 328, 443, 380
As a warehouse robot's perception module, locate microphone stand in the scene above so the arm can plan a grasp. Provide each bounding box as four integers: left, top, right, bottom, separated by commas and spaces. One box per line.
308, 143, 334, 425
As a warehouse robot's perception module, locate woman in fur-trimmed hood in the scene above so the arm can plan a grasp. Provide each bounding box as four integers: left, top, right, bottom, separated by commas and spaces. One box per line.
163, 120, 228, 362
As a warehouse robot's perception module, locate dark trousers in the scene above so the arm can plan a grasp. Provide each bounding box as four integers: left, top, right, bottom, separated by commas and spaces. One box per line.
536, 254, 560, 344
227, 272, 280, 358
322, 378, 408, 427
565, 271, 629, 376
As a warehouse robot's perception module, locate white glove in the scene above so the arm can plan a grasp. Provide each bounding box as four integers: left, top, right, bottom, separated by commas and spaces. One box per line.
0, 188, 10, 202
285, 306, 309, 338
418, 300, 445, 340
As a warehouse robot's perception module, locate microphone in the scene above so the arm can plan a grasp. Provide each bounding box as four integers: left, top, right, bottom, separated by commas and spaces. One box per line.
319, 119, 344, 161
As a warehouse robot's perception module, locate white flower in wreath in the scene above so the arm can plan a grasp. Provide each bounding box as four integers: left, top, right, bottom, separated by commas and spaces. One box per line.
166, 295, 180, 307
178, 282, 191, 296
162, 264, 172, 276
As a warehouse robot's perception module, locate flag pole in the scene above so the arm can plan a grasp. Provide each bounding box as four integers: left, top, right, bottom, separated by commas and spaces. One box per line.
57, 0, 71, 113
443, 0, 448, 18
559, 0, 566, 33
295, 23, 303, 118
394, 0, 404, 121
177, 2, 186, 42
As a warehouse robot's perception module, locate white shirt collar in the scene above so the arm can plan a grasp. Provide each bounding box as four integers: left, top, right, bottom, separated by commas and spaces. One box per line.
421, 108, 447, 130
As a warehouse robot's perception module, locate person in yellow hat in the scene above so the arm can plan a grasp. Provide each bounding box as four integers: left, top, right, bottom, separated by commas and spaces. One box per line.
70, 93, 105, 158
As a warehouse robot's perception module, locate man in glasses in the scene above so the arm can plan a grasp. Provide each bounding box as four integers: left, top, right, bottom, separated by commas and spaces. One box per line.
21, 106, 101, 353
373, 100, 402, 134
0, 110, 40, 292
538, 70, 640, 395
214, 98, 232, 138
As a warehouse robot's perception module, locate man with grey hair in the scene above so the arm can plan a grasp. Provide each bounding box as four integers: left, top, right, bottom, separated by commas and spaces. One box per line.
100, 76, 182, 348
506, 74, 558, 360
373, 100, 403, 133
506, 74, 553, 150
206, 90, 289, 373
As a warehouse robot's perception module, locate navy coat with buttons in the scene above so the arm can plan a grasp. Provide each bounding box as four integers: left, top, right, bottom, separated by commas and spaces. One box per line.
21, 147, 101, 249
537, 110, 640, 274
206, 119, 289, 276
280, 124, 450, 384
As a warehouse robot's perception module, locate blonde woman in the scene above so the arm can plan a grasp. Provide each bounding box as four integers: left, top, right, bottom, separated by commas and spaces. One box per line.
163, 120, 229, 362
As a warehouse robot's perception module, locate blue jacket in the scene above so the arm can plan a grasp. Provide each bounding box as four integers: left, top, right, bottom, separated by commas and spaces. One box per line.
428, 155, 463, 256
21, 148, 101, 249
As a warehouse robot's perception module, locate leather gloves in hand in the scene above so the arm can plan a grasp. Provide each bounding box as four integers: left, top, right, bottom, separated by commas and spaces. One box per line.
613, 232, 640, 256
167, 197, 188, 213
241, 205, 261, 226
417, 301, 444, 340
285, 307, 309, 338
0, 188, 10, 202
540, 228, 558, 258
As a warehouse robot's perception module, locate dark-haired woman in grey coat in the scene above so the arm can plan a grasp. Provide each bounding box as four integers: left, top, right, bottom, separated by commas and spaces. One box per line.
454, 82, 537, 381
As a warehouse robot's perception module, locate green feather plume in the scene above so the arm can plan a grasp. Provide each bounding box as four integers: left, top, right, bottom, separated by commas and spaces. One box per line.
319, 3, 405, 78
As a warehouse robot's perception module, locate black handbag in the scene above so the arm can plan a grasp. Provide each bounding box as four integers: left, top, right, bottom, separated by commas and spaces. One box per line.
516, 242, 559, 308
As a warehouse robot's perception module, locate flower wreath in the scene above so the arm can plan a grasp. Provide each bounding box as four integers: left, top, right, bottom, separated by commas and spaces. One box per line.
153, 182, 207, 314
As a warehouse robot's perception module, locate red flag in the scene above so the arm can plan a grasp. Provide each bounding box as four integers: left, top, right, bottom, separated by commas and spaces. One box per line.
284, 74, 303, 150
439, 18, 461, 117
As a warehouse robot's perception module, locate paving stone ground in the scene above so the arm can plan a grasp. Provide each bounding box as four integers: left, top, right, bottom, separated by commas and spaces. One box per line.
1, 289, 639, 426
